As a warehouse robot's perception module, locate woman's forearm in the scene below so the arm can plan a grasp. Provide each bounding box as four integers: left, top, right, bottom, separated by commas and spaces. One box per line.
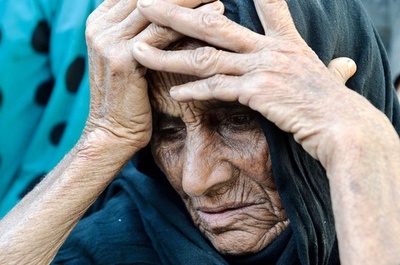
0, 131, 136, 264
327, 113, 400, 264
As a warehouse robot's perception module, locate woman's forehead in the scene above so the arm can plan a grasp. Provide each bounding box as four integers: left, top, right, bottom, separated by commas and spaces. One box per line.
149, 70, 197, 94
148, 71, 247, 118
148, 71, 199, 113
151, 90, 244, 124
147, 37, 209, 113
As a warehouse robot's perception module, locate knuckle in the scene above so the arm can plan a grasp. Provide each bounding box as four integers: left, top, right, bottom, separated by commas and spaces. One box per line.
89, 38, 129, 72
85, 22, 96, 43
86, 11, 103, 37
147, 24, 167, 38
329, 65, 346, 83
206, 74, 225, 94
86, 12, 95, 28
338, 70, 347, 83
165, 5, 180, 21
146, 25, 180, 48
89, 35, 107, 55
199, 12, 227, 30
189, 47, 220, 77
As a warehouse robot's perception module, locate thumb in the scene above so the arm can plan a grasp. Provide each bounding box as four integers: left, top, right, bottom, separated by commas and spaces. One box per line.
327, 57, 357, 84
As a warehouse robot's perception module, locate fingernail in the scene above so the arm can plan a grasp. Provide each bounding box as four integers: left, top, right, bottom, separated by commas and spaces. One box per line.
134, 41, 149, 52
347, 59, 357, 74
139, 0, 154, 8
213, 1, 223, 10
169, 87, 179, 98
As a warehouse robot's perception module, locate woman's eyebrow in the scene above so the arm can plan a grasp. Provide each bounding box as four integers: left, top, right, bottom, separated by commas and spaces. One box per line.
204, 101, 243, 110
153, 111, 180, 122
153, 101, 246, 121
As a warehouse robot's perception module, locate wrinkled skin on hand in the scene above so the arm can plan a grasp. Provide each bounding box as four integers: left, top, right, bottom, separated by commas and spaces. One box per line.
83, 0, 223, 157
83, 0, 356, 257
131, 0, 375, 168
132, 0, 400, 263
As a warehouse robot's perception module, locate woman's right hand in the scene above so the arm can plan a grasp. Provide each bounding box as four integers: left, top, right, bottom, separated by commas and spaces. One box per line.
0, 2, 224, 264
83, 0, 223, 158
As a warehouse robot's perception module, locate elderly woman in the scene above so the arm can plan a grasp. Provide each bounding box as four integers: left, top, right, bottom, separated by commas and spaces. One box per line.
0, 0, 399, 264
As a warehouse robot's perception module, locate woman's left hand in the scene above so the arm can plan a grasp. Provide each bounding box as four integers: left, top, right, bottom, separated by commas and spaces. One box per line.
132, 0, 400, 264
132, 0, 367, 166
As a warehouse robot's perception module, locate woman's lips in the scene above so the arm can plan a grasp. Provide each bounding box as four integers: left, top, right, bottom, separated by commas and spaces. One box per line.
196, 203, 255, 228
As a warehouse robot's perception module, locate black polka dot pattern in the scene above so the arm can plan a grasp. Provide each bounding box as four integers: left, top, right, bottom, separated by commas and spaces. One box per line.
66, 56, 85, 93
35, 78, 55, 106
50, 122, 67, 146
31, 20, 50, 53
19, 173, 46, 198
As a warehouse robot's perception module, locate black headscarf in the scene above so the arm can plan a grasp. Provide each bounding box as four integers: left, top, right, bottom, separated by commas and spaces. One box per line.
54, 0, 400, 264
227, 0, 400, 264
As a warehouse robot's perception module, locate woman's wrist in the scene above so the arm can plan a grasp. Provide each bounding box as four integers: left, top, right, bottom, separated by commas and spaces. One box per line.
322, 109, 400, 263
78, 125, 148, 165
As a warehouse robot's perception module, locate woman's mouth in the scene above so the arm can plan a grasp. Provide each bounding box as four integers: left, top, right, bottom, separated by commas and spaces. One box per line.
196, 203, 256, 228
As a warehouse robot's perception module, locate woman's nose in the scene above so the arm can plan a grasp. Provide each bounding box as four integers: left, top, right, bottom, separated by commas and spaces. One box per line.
181, 129, 233, 197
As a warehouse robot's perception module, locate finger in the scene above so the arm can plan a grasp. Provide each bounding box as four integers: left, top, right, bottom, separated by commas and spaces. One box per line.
168, 73, 272, 118
169, 74, 243, 102
170, 0, 215, 8
137, 0, 266, 53
327, 57, 357, 84
133, 43, 262, 77
86, 0, 142, 39
87, 0, 121, 23
117, 0, 217, 36
128, 1, 224, 48
254, 0, 301, 40
100, 0, 122, 9
103, 0, 139, 23
92, 0, 215, 38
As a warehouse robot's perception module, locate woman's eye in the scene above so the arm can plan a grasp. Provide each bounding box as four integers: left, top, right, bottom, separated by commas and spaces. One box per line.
162, 127, 186, 135
158, 126, 186, 141
226, 113, 255, 126
153, 114, 186, 141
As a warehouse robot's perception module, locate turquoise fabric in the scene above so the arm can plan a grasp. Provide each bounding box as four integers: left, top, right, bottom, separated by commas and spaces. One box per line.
0, 0, 102, 217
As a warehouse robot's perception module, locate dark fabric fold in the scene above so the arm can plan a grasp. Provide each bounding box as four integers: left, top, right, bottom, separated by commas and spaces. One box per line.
54, 0, 400, 264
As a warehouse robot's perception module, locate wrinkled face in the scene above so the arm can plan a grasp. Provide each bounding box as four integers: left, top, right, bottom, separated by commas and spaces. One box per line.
149, 71, 288, 256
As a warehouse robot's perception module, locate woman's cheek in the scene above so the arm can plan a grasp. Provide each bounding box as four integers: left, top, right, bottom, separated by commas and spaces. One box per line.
152, 143, 185, 192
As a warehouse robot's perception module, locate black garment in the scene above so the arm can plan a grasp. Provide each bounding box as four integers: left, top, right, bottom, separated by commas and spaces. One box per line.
53, 0, 400, 264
